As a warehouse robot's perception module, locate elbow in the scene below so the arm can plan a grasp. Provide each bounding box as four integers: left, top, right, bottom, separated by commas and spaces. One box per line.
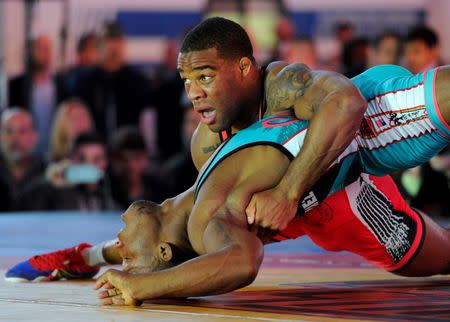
233, 245, 263, 287
240, 258, 259, 285
342, 87, 367, 118
331, 89, 366, 133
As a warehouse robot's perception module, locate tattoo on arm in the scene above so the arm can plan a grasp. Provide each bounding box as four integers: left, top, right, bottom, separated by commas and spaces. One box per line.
202, 143, 221, 154
267, 64, 313, 111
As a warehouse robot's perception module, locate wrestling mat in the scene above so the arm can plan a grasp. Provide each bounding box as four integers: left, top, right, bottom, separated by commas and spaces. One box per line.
1, 212, 449, 322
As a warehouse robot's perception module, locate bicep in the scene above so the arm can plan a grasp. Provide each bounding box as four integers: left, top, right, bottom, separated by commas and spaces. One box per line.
265, 62, 314, 115
203, 215, 263, 261
293, 70, 364, 120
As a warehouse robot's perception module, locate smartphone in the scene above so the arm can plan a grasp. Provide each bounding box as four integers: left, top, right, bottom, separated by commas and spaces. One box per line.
64, 164, 103, 184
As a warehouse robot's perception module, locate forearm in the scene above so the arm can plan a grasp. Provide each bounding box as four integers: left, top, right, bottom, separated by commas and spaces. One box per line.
282, 91, 366, 201
129, 244, 262, 300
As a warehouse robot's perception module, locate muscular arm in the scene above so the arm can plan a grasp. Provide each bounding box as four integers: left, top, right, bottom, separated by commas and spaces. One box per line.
125, 208, 263, 300
247, 62, 366, 229
95, 146, 287, 304
279, 64, 366, 198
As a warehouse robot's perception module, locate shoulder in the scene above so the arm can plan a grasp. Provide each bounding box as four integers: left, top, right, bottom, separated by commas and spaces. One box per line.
263, 61, 314, 113
265, 61, 312, 84
190, 123, 222, 171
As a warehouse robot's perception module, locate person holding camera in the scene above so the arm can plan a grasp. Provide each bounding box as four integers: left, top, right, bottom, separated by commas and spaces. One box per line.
17, 132, 117, 211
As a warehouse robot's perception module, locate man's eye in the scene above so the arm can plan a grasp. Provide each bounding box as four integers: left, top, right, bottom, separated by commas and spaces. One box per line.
200, 75, 212, 82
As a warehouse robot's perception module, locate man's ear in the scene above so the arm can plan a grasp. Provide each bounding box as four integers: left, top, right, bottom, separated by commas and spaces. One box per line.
157, 242, 173, 262
239, 57, 252, 76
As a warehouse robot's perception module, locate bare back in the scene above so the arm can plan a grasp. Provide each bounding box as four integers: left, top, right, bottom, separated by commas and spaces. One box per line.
436, 65, 450, 123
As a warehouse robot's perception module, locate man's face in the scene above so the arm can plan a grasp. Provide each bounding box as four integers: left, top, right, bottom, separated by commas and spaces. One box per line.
100, 37, 125, 70
67, 104, 93, 138
404, 40, 437, 74
32, 35, 52, 72
117, 150, 149, 177
79, 38, 98, 66
374, 36, 400, 65
116, 207, 166, 273
177, 48, 248, 132
72, 143, 107, 172
0, 112, 37, 162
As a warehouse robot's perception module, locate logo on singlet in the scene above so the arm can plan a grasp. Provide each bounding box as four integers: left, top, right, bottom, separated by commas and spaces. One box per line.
301, 191, 318, 212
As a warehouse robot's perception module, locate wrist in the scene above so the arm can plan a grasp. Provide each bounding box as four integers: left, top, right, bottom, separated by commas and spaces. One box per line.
277, 179, 302, 204
126, 273, 155, 301
124, 273, 140, 300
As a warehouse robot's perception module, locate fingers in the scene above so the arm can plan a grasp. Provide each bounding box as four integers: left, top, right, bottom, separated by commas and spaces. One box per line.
245, 198, 256, 225
100, 294, 125, 306
94, 270, 115, 290
98, 288, 122, 299
94, 276, 108, 290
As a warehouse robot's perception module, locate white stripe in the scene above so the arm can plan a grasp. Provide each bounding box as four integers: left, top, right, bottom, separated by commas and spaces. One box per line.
283, 128, 360, 167
283, 131, 306, 157
357, 84, 437, 150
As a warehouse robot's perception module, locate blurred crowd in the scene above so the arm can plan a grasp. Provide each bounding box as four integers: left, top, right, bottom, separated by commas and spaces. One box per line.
0, 18, 448, 217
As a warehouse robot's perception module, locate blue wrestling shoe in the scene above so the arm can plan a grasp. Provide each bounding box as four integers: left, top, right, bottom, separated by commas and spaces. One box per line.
4, 243, 99, 282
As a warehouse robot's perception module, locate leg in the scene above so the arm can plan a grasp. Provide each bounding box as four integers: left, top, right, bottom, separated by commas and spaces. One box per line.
5, 239, 121, 282
436, 65, 450, 124
394, 211, 450, 277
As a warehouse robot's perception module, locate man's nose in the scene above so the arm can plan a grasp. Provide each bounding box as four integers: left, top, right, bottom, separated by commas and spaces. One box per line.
187, 82, 206, 102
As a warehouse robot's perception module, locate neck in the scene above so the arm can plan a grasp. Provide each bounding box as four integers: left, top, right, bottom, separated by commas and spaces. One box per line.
231, 66, 264, 132
160, 202, 194, 254
7, 158, 30, 181
102, 61, 123, 73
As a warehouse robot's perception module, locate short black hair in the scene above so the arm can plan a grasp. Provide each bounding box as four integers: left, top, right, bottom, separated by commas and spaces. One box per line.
101, 21, 124, 40
406, 25, 439, 48
334, 22, 354, 33
180, 17, 254, 61
72, 132, 104, 152
77, 32, 97, 53
131, 200, 161, 217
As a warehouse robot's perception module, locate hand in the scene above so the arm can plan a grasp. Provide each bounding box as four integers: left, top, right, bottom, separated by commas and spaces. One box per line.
245, 185, 298, 231
94, 269, 142, 306
45, 160, 71, 187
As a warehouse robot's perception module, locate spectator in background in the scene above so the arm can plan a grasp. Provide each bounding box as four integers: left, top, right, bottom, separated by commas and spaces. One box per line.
283, 36, 319, 69
0, 108, 45, 211
404, 25, 440, 74
368, 31, 402, 67
74, 21, 152, 144
341, 37, 369, 78
159, 99, 200, 197
49, 98, 94, 162
8, 33, 67, 155
152, 36, 188, 160
269, 16, 296, 62
62, 32, 99, 94
335, 22, 355, 45
109, 126, 166, 209
397, 25, 447, 217
326, 22, 355, 71
398, 157, 450, 219
18, 132, 116, 211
